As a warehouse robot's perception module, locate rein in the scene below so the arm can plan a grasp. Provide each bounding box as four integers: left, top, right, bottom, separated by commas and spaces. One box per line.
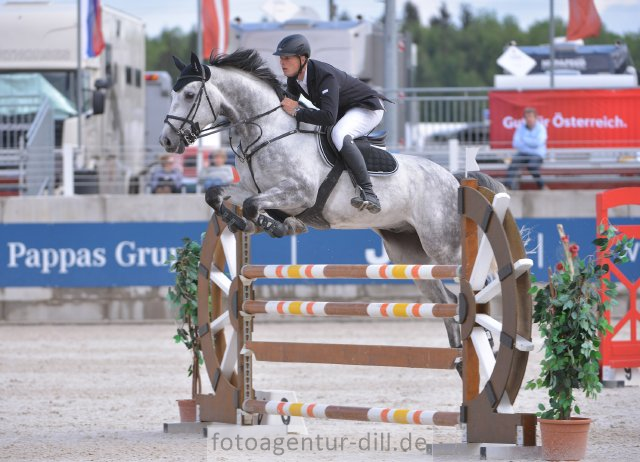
227, 105, 298, 193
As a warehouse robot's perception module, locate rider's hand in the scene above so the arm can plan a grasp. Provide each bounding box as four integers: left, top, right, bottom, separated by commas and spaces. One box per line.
281, 97, 299, 117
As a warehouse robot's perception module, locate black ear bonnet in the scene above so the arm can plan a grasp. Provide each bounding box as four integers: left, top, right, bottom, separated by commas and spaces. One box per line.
172, 52, 211, 92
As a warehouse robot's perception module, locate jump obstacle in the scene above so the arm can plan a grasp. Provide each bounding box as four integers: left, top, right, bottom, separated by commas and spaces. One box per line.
597, 187, 640, 386
193, 179, 538, 450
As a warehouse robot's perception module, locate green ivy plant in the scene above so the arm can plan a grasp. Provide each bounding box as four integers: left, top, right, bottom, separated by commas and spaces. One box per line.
167, 236, 203, 400
525, 224, 634, 420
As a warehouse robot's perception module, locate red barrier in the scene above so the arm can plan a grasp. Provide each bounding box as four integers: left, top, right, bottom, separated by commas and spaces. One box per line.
596, 187, 640, 370
489, 89, 640, 149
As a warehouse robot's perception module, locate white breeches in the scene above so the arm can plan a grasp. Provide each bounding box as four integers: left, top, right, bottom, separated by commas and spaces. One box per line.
331, 107, 384, 151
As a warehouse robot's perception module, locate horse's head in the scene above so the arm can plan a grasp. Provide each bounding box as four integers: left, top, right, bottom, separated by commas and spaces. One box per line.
160, 52, 220, 153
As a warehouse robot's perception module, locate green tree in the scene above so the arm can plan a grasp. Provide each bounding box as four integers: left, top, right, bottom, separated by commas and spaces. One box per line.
460, 3, 473, 29
403, 1, 420, 26
146, 28, 197, 81
405, 3, 640, 87
429, 2, 452, 28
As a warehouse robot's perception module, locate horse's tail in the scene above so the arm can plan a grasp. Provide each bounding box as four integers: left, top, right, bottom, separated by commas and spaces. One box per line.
453, 171, 506, 194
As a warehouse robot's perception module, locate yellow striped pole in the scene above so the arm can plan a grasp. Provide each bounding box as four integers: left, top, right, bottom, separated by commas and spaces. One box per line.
241, 264, 459, 280
243, 399, 460, 426
243, 300, 457, 318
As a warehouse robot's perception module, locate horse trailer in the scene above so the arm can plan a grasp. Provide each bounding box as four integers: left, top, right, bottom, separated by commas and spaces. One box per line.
0, 1, 145, 194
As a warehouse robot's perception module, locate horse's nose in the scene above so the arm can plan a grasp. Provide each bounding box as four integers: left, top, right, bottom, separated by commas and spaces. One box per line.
160, 135, 173, 150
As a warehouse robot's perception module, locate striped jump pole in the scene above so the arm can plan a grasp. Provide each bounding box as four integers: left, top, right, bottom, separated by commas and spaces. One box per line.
243, 399, 460, 427
241, 264, 460, 280
243, 300, 458, 318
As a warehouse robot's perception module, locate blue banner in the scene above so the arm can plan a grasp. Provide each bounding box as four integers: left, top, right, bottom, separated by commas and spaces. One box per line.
0, 218, 638, 287
0, 222, 204, 287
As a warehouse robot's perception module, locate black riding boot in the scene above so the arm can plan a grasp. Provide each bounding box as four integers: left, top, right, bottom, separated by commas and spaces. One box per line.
339, 135, 381, 213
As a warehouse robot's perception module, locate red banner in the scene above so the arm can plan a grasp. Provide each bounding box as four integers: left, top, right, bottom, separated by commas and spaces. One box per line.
489, 89, 640, 149
202, 0, 230, 59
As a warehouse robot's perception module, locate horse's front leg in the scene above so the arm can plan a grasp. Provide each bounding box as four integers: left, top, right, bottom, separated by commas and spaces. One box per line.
204, 184, 260, 233
242, 179, 311, 238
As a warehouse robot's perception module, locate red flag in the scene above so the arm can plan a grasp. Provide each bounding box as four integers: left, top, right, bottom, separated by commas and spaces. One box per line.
566, 0, 601, 41
202, 0, 230, 59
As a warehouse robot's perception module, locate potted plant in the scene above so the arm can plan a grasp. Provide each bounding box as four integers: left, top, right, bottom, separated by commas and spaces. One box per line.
526, 223, 633, 461
167, 236, 203, 422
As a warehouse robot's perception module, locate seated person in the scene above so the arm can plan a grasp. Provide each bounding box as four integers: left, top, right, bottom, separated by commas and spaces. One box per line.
149, 154, 183, 194
505, 107, 547, 190
200, 149, 238, 189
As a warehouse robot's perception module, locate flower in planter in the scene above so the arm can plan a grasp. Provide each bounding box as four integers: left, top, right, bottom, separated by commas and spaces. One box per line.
525, 223, 634, 420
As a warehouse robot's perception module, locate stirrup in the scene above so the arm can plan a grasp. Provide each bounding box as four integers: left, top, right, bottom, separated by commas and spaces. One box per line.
350, 188, 381, 214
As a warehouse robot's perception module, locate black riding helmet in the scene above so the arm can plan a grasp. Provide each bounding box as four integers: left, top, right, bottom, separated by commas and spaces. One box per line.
273, 34, 311, 57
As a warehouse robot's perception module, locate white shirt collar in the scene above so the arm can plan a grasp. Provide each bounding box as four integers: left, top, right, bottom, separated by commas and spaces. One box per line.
297, 69, 308, 93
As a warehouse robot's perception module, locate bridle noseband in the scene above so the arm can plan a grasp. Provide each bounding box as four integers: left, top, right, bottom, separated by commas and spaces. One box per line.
163, 76, 222, 146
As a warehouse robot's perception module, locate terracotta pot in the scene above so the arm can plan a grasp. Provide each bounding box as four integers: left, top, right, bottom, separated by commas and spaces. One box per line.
539, 417, 591, 461
177, 399, 198, 422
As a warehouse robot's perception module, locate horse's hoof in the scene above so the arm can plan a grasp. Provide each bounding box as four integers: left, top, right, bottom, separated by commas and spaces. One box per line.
205, 186, 224, 209
284, 217, 308, 235
242, 198, 259, 220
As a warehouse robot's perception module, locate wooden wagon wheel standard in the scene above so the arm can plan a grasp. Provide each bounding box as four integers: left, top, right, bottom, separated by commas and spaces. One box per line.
194, 209, 249, 424
458, 185, 536, 445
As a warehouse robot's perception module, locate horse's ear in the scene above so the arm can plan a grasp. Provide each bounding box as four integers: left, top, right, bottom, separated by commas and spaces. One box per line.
190, 51, 204, 77
172, 55, 187, 71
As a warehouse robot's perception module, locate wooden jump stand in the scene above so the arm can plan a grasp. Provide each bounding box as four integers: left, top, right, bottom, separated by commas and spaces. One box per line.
190, 179, 539, 458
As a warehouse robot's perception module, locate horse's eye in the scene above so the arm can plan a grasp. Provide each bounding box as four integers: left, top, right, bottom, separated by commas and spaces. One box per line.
184, 91, 195, 100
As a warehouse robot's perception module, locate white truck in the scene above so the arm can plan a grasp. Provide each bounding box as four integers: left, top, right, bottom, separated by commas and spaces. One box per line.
0, 1, 145, 194
494, 42, 638, 89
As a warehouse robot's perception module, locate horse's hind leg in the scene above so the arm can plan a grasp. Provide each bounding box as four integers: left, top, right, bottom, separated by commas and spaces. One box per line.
377, 229, 461, 349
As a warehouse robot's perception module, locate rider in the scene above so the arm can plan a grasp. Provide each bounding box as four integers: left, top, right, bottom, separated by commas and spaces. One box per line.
274, 34, 386, 214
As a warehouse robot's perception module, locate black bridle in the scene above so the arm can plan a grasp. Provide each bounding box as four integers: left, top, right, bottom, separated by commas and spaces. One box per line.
163, 76, 299, 193
163, 76, 221, 146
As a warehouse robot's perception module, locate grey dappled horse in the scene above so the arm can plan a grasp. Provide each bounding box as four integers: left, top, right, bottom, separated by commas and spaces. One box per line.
160, 51, 505, 351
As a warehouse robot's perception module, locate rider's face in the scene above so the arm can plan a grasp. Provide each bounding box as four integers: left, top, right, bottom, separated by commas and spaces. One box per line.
280, 55, 305, 78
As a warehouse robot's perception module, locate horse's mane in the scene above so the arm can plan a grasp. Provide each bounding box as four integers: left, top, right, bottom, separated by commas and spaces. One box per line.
209, 49, 282, 95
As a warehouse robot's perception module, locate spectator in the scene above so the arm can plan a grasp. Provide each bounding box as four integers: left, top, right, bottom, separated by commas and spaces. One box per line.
201, 149, 238, 189
149, 154, 183, 194
505, 107, 548, 190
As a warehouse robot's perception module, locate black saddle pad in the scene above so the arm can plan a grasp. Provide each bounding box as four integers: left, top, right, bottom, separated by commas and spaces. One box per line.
317, 128, 398, 176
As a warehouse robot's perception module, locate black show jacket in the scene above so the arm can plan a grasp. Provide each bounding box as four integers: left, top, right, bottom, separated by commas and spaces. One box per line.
287, 59, 386, 126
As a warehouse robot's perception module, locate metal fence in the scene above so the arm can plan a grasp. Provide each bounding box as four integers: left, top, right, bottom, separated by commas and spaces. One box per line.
396, 87, 639, 190
0, 96, 38, 196
1, 88, 639, 196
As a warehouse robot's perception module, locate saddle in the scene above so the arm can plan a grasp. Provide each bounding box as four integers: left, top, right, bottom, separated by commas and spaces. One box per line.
288, 128, 398, 229
317, 127, 398, 176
